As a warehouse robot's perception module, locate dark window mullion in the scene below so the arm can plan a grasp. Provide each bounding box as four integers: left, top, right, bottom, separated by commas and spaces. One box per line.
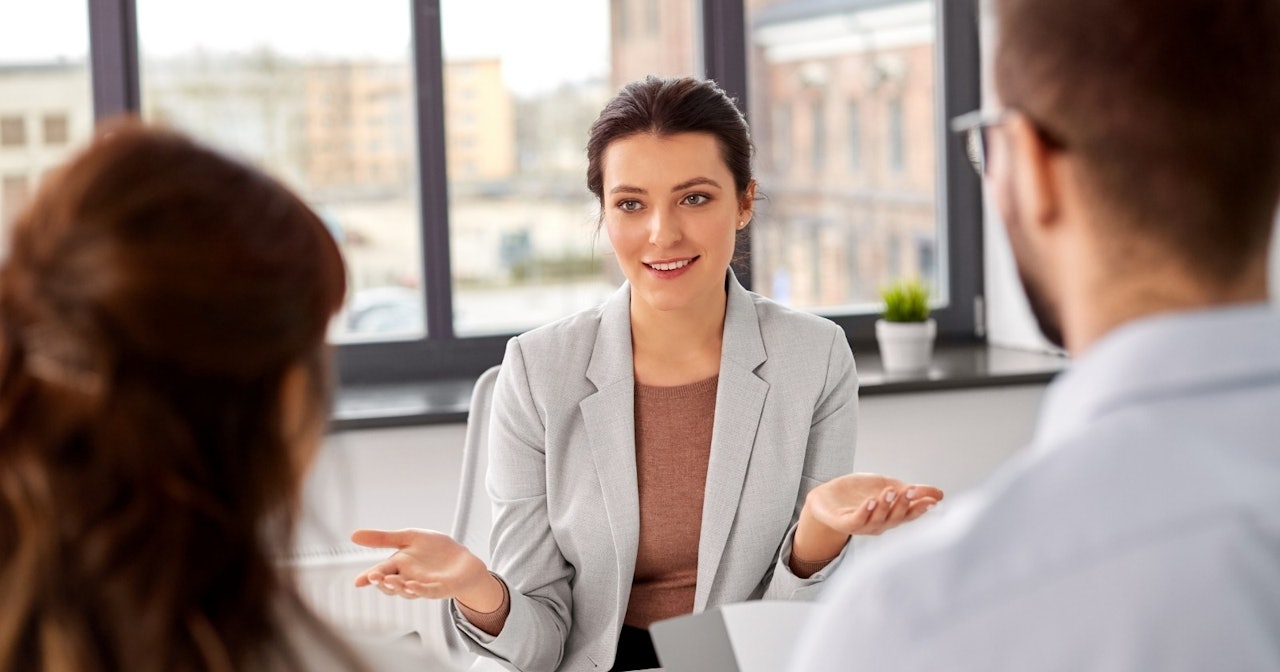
934, 0, 983, 338
701, 0, 752, 290
411, 0, 456, 340
87, 0, 141, 119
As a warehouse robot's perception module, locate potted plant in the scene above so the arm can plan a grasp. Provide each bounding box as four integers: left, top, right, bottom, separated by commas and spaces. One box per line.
875, 278, 936, 373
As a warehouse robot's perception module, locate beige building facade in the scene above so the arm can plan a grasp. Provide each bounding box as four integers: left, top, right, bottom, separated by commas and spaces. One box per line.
609, 0, 699, 88
303, 61, 416, 198
442, 58, 516, 184
0, 62, 93, 244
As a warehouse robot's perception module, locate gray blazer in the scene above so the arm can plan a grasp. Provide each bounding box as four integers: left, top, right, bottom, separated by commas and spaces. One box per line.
454, 271, 858, 672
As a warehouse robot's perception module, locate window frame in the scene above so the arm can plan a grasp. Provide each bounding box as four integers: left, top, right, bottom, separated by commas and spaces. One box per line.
87, 0, 983, 384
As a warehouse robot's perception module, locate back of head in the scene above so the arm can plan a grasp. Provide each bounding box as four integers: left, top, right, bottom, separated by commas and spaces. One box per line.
0, 120, 349, 670
993, 0, 1280, 282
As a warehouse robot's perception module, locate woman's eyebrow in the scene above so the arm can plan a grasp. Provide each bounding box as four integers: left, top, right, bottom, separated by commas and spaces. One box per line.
608, 177, 722, 195
671, 177, 721, 192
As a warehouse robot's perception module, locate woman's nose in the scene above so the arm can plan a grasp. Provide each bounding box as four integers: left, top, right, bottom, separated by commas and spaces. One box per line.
647, 208, 682, 247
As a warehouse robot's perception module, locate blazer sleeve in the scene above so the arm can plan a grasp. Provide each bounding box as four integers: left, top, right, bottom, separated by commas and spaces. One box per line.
450, 337, 573, 672
760, 322, 859, 601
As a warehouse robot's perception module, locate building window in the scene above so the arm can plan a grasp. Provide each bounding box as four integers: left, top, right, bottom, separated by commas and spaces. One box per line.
773, 103, 791, 173
616, 0, 631, 40
844, 225, 861, 300
43, 113, 69, 145
811, 98, 825, 173
917, 235, 936, 286
847, 100, 861, 172
888, 96, 905, 174
887, 231, 902, 279
0, 117, 26, 147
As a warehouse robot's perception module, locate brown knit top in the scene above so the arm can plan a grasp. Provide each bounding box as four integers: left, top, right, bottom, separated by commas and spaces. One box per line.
624, 373, 720, 628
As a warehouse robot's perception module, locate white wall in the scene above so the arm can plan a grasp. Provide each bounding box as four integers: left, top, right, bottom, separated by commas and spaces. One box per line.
300, 384, 1046, 548
857, 385, 1043, 494
977, 6, 1056, 353
299, 424, 467, 550
292, 425, 470, 649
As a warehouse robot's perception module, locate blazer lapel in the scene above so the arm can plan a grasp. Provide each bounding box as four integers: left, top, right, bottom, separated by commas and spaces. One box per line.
580, 282, 641, 606
694, 272, 769, 611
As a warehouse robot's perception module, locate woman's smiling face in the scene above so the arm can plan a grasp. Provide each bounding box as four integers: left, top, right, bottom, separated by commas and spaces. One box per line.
602, 131, 754, 315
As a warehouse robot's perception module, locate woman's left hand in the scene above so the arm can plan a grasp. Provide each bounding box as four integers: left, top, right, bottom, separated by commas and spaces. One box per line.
792, 473, 944, 568
805, 473, 943, 537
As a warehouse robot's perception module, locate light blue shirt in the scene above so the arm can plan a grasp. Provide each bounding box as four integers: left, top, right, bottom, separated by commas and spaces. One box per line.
790, 304, 1280, 671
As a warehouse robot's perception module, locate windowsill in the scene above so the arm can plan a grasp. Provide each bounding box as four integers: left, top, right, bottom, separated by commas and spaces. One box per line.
329, 342, 1069, 432
853, 342, 1068, 395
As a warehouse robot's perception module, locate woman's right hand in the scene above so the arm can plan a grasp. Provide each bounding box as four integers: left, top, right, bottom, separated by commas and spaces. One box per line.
351, 528, 504, 612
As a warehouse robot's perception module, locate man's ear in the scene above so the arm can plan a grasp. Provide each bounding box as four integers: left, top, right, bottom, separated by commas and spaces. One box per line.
1005, 115, 1063, 234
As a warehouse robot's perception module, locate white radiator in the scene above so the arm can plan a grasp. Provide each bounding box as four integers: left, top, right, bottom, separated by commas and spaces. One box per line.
287, 542, 449, 649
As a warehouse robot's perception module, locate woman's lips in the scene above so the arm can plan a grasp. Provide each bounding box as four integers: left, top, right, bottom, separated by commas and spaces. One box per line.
643, 256, 698, 278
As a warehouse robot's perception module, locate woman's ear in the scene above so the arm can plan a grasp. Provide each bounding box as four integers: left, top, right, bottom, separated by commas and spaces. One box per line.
279, 362, 322, 477
739, 180, 757, 224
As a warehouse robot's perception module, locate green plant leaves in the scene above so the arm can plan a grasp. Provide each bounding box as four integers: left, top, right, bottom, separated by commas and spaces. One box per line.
879, 278, 930, 322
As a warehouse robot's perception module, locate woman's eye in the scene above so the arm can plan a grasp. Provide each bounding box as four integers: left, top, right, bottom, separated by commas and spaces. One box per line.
683, 193, 710, 206
617, 200, 642, 212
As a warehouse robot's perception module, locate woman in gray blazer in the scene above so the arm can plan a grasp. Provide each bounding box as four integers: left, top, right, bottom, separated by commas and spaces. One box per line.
354, 77, 943, 672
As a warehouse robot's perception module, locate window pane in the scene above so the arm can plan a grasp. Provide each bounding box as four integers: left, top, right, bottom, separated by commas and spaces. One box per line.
444, 0, 697, 336
749, 0, 940, 314
0, 0, 92, 252
136, 0, 424, 342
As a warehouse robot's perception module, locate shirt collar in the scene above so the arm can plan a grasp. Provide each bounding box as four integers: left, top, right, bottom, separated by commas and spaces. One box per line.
1032, 302, 1280, 453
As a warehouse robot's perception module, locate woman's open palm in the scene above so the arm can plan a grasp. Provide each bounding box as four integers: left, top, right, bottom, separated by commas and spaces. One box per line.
805, 473, 943, 537
351, 528, 490, 602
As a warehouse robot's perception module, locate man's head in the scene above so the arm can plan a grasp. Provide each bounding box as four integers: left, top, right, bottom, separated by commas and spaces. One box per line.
985, 0, 1280, 352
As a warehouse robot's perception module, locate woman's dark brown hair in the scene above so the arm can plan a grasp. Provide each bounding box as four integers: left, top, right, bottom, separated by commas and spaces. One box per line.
587, 76, 754, 201
0, 120, 355, 671
586, 76, 758, 257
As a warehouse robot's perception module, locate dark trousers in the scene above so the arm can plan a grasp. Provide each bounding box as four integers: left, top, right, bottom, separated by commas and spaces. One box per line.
609, 624, 661, 671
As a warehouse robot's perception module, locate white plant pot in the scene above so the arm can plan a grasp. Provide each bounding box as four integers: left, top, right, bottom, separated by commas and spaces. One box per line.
875, 318, 937, 373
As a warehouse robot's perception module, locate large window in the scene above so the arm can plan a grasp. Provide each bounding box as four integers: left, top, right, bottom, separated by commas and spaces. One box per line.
136, 0, 423, 342
82, 0, 982, 382
750, 0, 938, 314
0, 0, 93, 251
442, 0, 695, 336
